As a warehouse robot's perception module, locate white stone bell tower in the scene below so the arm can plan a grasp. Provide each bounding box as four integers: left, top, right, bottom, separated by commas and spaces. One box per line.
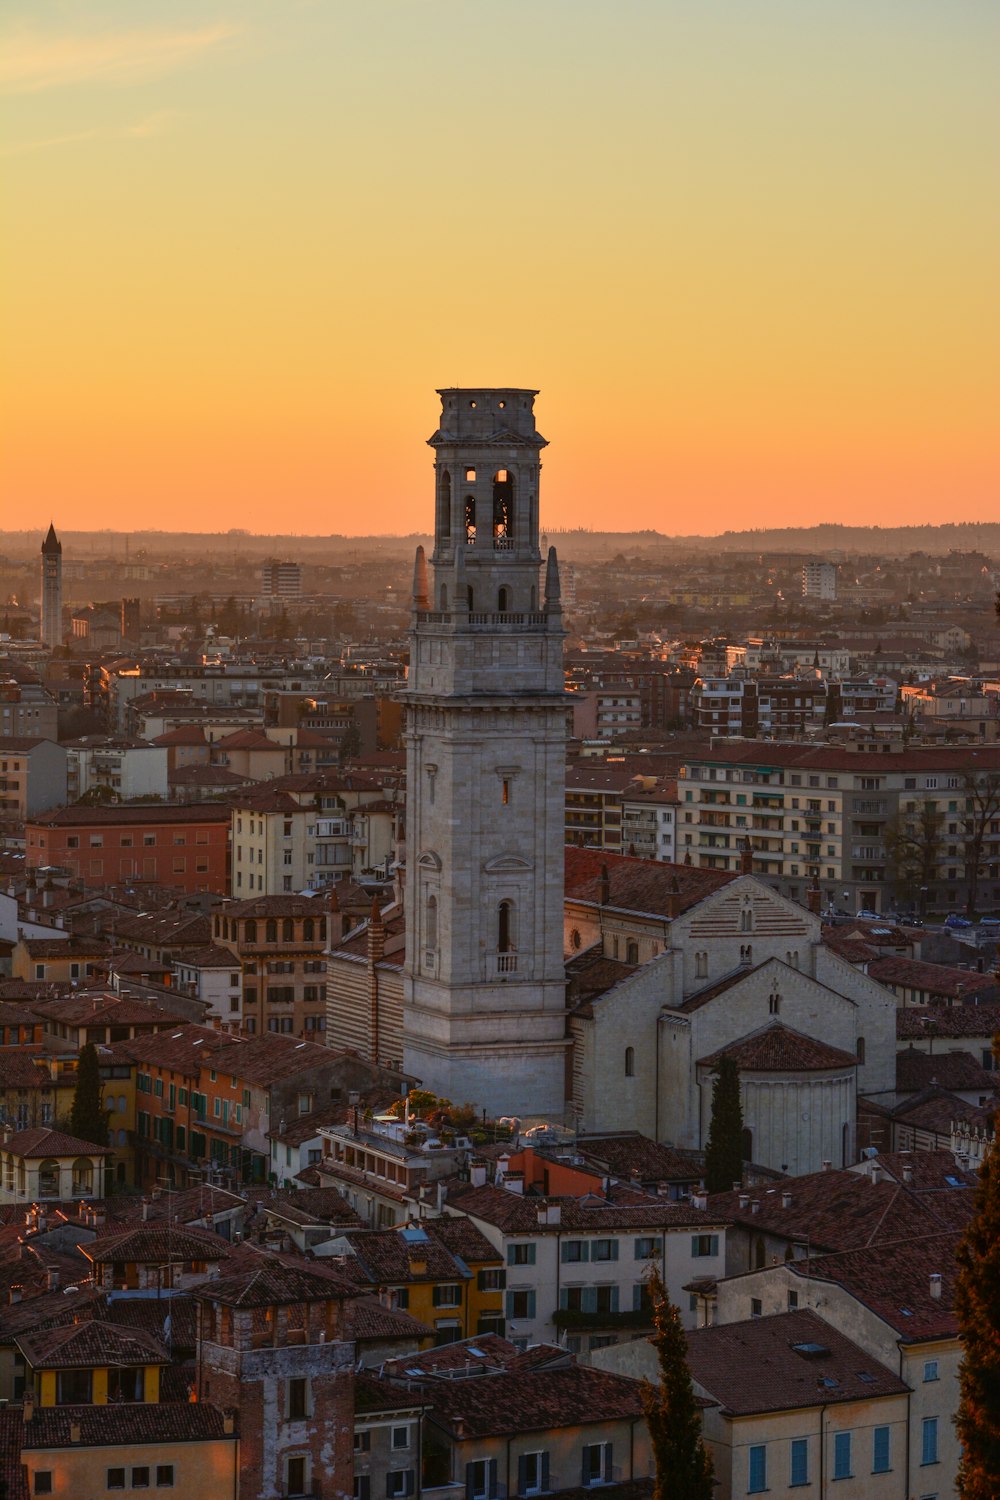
402, 388, 567, 1119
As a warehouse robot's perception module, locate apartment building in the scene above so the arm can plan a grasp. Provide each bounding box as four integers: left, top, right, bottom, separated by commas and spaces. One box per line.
231, 772, 400, 896
679, 740, 1000, 913
211, 893, 330, 1037
64, 737, 168, 802
0, 668, 59, 741
0, 738, 67, 820
26, 804, 231, 893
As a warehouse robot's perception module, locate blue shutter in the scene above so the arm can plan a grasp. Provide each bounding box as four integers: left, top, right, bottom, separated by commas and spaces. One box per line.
609, 1286, 619, 1313
603, 1441, 613, 1480
517, 1457, 527, 1495
632, 1284, 644, 1312
559, 1288, 569, 1311
790, 1438, 808, 1486
487, 1459, 498, 1499
506, 1245, 517, 1266
833, 1432, 851, 1479
505, 1291, 515, 1319
608, 1240, 619, 1262
582, 1287, 598, 1314
526, 1290, 536, 1319
465, 1465, 476, 1500
922, 1418, 938, 1466
709, 1234, 719, 1256
541, 1453, 549, 1492
872, 1426, 890, 1473
748, 1445, 766, 1493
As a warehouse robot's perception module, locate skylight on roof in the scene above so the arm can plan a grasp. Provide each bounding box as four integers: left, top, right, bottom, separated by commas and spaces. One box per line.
819, 1376, 840, 1389
945, 1175, 963, 1187
857, 1371, 877, 1384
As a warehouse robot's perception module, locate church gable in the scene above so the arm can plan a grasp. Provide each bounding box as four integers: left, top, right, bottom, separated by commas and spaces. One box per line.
681, 876, 817, 942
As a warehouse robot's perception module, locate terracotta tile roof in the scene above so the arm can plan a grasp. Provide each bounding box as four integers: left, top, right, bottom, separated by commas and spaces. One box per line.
152, 726, 210, 746
791, 1232, 962, 1340
20, 1400, 233, 1449
345, 1227, 468, 1285
412, 1363, 645, 1437
355, 1371, 432, 1413
32, 991, 192, 1027
192, 1255, 361, 1307
113, 911, 212, 947
29, 804, 231, 827
425, 1217, 502, 1266
565, 948, 637, 1014
686, 1309, 907, 1415
2, 1126, 112, 1157
698, 1022, 859, 1073
0, 1410, 28, 1500
18, 935, 109, 959
115, 1023, 236, 1076
257, 1186, 360, 1228
0, 1287, 103, 1342
382, 1334, 565, 1379
707, 1159, 972, 1252
871, 956, 997, 1000
81, 1224, 233, 1266
105, 1294, 198, 1350
169, 765, 253, 786
0, 1054, 51, 1089
896, 1045, 997, 1094
223, 894, 328, 918
345, 1294, 433, 1344
574, 1134, 705, 1187
16, 1319, 167, 1370
446, 1186, 727, 1235
683, 741, 1000, 774
865, 1150, 976, 1192
897, 1005, 1000, 1040
822, 933, 880, 964
892, 1086, 993, 1135
564, 847, 735, 916
173, 943, 240, 968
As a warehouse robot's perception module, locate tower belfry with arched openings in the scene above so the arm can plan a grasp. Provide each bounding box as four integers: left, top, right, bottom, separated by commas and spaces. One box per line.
403, 388, 568, 1118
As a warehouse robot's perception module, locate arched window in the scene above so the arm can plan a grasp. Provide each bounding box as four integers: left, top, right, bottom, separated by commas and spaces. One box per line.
303, 917, 314, 942
245, 919, 257, 944
265, 920, 277, 944
498, 586, 509, 613
695, 952, 708, 979
626, 940, 639, 965
769, 992, 781, 1015
282, 918, 294, 943
439, 469, 451, 537
492, 469, 514, 543
740, 907, 753, 932
739, 944, 753, 965
624, 1046, 635, 1077
426, 894, 438, 951
742, 1127, 753, 1163
856, 1036, 866, 1065
317, 918, 326, 941
464, 494, 476, 543
498, 901, 514, 953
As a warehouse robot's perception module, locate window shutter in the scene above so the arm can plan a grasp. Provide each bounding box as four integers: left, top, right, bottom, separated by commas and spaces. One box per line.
581, 1449, 590, 1487
710, 1235, 719, 1256
541, 1453, 549, 1492
432, 1286, 442, 1308
559, 1288, 569, 1311
526, 1290, 536, 1319
609, 1241, 619, 1262
603, 1442, 613, 1479
582, 1287, 598, 1314
505, 1291, 515, 1319
609, 1286, 619, 1313
488, 1459, 498, 1499
517, 1457, 528, 1495
632, 1283, 643, 1311
498, 1269, 506, 1289
477, 1270, 486, 1291
690, 1234, 699, 1256
465, 1465, 476, 1500
405, 1472, 416, 1497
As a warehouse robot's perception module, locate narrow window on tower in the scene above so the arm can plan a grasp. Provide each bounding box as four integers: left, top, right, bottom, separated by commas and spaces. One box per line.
425, 894, 438, 952
501, 778, 510, 806
498, 901, 514, 953
439, 469, 451, 539
498, 587, 510, 613
493, 470, 514, 545
465, 494, 476, 543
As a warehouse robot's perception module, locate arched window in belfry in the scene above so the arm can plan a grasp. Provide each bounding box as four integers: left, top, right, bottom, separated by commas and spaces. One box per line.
439, 469, 451, 538
464, 494, 476, 543
498, 586, 510, 613
492, 470, 514, 544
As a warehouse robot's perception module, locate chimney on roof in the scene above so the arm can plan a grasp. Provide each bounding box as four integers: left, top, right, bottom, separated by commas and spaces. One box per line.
665, 876, 682, 921
750, 1198, 760, 1213
45, 1268, 59, 1291
739, 839, 754, 876
902, 1163, 914, 1185
781, 1191, 793, 1209
806, 878, 821, 916
69, 1421, 81, 1444
223, 1411, 235, 1435
367, 898, 385, 966
822, 1159, 832, 1172
599, 864, 611, 907
738, 1192, 750, 1210
22, 1391, 34, 1423
470, 1161, 487, 1189
870, 1163, 881, 1185
929, 1272, 942, 1300
691, 1188, 708, 1211
141, 1196, 152, 1221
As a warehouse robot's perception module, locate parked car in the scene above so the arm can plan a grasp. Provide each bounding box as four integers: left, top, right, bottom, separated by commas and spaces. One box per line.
945, 913, 973, 929
855, 909, 881, 921
977, 917, 1000, 929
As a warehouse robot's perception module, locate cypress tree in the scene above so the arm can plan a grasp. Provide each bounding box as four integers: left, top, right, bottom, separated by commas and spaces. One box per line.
69, 1043, 109, 1147
704, 1053, 744, 1194
641, 1265, 714, 1500
955, 1038, 1000, 1497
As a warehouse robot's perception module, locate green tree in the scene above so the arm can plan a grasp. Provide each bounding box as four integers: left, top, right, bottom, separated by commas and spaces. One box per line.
703, 1054, 744, 1194
338, 719, 362, 764
960, 770, 1000, 917
955, 1039, 1000, 1498
884, 802, 943, 910
69, 1043, 109, 1147
641, 1265, 714, 1500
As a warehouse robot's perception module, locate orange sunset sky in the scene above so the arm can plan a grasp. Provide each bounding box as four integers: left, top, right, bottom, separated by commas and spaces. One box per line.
2, 2, 998, 537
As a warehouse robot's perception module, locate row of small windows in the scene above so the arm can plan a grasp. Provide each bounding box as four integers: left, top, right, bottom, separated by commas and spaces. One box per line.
746, 1418, 938, 1492
212, 916, 326, 943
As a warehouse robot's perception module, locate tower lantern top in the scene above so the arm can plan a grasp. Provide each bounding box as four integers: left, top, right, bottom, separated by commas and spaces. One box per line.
429, 388, 546, 448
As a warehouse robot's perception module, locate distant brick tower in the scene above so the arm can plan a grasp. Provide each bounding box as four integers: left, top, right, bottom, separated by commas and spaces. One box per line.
195, 1261, 355, 1500
40, 522, 62, 649
403, 388, 568, 1120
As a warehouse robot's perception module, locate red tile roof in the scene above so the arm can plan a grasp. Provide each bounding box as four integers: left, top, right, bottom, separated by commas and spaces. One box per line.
896, 1045, 997, 1094
686, 1308, 907, 1415
446, 1185, 727, 1234
20, 1400, 233, 1448
698, 1022, 859, 1073
897, 1005, 1000, 1040
81, 1224, 233, 1266
871, 956, 997, 1000
791, 1232, 961, 1340
3, 1126, 112, 1157
192, 1255, 361, 1307
17, 1320, 167, 1370
564, 847, 734, 916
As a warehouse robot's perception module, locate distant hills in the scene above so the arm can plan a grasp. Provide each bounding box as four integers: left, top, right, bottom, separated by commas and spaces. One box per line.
0, 521, 998, 561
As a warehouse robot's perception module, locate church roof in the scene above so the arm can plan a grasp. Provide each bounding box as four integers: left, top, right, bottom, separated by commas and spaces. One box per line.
41, 523, 61, 555
563, 847, 734, 916
698, 1021, 859, 1073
